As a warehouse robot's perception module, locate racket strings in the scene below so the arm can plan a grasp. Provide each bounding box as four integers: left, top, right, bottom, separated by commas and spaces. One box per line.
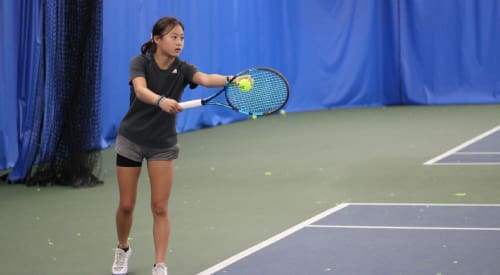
226, 69, 289, 115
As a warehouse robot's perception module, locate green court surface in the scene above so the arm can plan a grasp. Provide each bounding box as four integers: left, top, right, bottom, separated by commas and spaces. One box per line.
1, 104, 500, 275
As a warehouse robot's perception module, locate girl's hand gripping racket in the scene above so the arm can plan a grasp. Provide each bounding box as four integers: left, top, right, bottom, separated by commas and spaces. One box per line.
180, 67, 290, 116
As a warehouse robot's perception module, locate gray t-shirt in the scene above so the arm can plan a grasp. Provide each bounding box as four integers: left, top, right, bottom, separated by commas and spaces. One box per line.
118, 53, 198, 148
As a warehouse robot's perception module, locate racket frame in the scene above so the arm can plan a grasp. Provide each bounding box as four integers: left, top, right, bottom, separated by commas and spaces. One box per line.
180, 68, 289, 116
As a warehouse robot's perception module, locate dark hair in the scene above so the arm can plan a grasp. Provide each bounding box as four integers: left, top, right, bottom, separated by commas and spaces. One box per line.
141, 17, 185, 54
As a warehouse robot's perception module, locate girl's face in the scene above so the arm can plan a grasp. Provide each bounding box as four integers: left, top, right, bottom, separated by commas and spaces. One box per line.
155, 24, 184, 58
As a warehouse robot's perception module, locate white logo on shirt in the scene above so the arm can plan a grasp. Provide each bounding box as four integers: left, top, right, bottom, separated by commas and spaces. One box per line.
172, 69, 178, 74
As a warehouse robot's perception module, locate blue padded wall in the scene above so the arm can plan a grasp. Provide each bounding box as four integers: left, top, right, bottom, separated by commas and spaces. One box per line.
2, 0, 500, 170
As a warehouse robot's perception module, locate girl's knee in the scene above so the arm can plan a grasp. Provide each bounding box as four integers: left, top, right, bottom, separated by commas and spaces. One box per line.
118, 202, 135, 215
151, 202, 168, 217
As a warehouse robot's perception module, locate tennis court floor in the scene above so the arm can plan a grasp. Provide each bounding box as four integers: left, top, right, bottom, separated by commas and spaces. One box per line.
426, 125, 500, 165
201, 203, 500, 275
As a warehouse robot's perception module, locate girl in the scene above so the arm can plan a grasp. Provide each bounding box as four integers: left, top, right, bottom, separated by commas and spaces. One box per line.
111, 16, 244, 275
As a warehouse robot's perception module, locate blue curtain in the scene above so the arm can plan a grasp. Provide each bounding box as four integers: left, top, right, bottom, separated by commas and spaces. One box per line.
100, 0, 401, 143
0, 1, 20, 169
1, 0, 44, 175
400, 0, 500, 104
2, 0, 500, 171
7, 0, 103, 184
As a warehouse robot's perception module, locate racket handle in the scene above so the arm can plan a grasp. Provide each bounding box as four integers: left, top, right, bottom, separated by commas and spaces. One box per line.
179, 99, 203, 109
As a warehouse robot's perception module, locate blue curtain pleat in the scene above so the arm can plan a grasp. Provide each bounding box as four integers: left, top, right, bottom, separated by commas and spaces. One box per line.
400, 0, 500, 104
4, 0, 44, 180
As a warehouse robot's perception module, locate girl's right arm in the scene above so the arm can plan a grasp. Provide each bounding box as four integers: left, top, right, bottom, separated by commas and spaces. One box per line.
131, 76, 182, 114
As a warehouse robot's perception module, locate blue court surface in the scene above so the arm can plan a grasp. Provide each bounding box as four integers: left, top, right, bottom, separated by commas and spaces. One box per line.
426, 126, 500, 165
199, 203, 500, 275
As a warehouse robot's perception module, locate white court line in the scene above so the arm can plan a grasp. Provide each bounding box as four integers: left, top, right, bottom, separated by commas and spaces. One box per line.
197, 203, 350, 275
440, 151, 500, 165
197, 203, 500, 274
306, 225, 500, 231
429, 162, 500, 166
346, 202, 500, 207
424, 125, 500, 165
454, 152, 500, 155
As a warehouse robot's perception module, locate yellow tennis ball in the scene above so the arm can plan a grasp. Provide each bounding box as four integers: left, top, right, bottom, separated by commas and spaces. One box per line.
252, 114, 258, 120
280, 109, 286, 116
238, 79, 252, 92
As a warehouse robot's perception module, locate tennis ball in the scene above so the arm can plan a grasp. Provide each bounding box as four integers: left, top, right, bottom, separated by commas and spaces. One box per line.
280, 109, 286, 116
252, 114, 258, 120
238, 78, 252, 92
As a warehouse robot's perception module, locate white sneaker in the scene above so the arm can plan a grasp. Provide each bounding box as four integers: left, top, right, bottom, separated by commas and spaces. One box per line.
152, 263, 168, 275
112, 246, 131, 275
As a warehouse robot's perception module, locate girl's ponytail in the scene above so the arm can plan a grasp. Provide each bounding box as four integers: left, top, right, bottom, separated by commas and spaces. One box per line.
141, 38, 156, 54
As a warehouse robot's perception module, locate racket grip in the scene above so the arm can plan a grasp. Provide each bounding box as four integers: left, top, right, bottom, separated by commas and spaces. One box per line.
179, 99, 203, 109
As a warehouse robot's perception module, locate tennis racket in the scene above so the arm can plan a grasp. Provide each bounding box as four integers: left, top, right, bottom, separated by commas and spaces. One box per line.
179, 67, 290, 116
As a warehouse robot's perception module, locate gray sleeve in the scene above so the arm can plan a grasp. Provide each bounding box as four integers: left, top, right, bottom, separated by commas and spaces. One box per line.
183, 62, 198, 81
182, 62, 199, 89
129, 55, 147, 82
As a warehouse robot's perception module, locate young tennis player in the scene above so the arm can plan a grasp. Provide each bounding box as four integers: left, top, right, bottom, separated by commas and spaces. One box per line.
111, 16, 245, 275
